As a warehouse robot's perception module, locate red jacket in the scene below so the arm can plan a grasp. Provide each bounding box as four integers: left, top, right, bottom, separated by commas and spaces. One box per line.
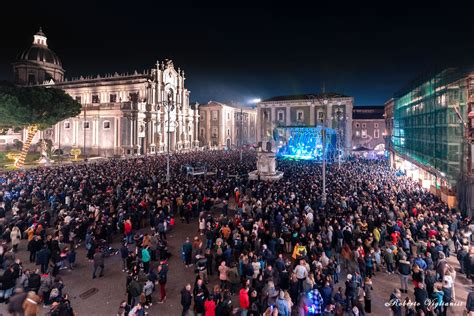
204, 299, 216, 316
239, 288, 249, 309
124, 221, 132, 234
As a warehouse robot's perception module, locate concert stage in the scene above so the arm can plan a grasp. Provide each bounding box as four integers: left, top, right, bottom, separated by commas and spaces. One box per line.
275, 126, 337, 161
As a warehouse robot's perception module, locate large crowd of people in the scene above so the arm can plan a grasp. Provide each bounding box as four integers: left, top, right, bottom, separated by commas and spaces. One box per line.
174, 154, 474, 316
0, 149, 473, 316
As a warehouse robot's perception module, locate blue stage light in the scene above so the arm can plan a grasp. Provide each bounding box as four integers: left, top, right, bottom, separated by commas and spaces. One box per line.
276, 127, 337, 161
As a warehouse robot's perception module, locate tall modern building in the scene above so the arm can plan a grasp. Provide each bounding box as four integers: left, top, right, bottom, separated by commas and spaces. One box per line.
257, 93, 353, 155
390, 68, 474, 214
1, 29, 200, 156
198, 101, 256, 149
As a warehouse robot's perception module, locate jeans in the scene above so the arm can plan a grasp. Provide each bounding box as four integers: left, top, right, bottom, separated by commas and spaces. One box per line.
400, 274, 409, 291
241, 309, 248, 316
93, 264, 104, 277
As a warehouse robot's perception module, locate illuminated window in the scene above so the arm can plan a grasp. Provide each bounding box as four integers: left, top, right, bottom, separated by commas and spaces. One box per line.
361, 130, 367, 138
355, 131, 360, 137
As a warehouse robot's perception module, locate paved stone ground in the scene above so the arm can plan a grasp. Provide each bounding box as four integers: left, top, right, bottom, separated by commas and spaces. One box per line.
0, 213, 471, 315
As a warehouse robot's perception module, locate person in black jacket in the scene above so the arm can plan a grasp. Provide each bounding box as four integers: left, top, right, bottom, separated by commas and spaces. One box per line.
120, 243, 129, 272
36, 245, 51, 273
414, 283, 428, 314
398, 256, 411, 293
28, 236, 42, 263
28, 269, 41, 294
180, 283, 192, 316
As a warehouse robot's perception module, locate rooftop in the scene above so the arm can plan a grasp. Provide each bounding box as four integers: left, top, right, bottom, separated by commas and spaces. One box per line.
353, 105, 384, 120
261, 92, 350, 102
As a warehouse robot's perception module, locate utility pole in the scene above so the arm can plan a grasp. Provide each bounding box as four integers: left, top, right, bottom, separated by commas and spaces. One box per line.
322, 127, 327, 205
240, 107, 243, 162
83, 104, 87, 161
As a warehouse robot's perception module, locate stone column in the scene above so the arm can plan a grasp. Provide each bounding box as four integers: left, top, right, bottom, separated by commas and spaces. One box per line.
325, 103, 333, 129
310, 104, 315, 126
285, 105, 291, 126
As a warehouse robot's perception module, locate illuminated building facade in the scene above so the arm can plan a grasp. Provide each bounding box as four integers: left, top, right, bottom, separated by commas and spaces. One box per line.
352, 106, 385, 153
1, 29, 199, 156
257, 93, 353, 156
391, 68, 474, 214
198, 101, 256, 149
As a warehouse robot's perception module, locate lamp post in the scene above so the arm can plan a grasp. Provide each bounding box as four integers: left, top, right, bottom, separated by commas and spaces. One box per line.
83, 104, 87, 161
160, 91, 175, 183
335, 109, 344, 169
309, 95, 328, 205
240, 107, 243, 162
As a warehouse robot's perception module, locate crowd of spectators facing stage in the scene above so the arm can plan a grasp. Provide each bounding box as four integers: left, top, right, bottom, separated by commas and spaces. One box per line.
0, 150, 474, 315
178, 156, 474, 316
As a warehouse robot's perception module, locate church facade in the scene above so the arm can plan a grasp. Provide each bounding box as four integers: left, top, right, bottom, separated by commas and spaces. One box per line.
4, 29, 199, 156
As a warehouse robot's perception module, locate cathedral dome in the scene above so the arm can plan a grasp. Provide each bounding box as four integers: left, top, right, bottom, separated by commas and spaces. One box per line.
17, 28, 62, 67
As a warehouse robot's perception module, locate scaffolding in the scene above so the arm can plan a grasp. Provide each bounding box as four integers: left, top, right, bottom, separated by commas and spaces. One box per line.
392, 68, 470, 188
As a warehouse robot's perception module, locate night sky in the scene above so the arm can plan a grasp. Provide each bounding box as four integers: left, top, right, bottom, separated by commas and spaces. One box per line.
1, 1, 473, 105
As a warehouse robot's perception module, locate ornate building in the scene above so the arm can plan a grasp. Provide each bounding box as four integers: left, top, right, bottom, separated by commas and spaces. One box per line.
198, 101, 256, 149
257, 93, 353, 155
3, 29, 199, 156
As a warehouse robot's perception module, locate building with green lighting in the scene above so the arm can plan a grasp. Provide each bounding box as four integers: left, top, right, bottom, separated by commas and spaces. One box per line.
389, 68, 474, 215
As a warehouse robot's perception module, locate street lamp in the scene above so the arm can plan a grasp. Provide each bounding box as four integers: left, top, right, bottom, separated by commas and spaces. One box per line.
335, 109, 344, 169
159, 91, 175, 183
309, 95, 328, 205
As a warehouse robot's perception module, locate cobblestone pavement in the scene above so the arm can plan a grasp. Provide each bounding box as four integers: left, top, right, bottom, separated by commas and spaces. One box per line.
0, 214, 471, 315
